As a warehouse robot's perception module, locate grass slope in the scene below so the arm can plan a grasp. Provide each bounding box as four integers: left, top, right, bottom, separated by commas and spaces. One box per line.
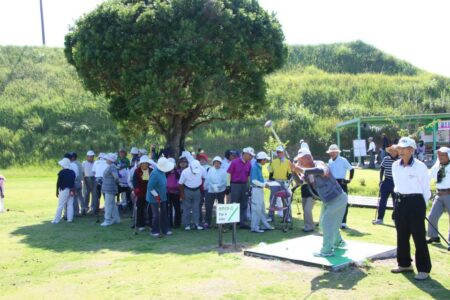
0, 168, 448, 299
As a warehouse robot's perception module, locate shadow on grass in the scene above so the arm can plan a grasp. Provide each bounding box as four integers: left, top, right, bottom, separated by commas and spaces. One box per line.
343, 227, 371, 237
401, 273, 450, 299
10, 213, 313, 255
307, 267, 367, 298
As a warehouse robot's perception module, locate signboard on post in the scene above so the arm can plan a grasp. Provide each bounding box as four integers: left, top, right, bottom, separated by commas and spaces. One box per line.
353, 139, 367, 157
438, 120, 450, 131
217, 204, 240, 224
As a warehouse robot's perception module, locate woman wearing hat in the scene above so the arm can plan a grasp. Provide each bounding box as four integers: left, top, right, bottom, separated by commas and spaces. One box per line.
146, 157, 175, 237
250, 152, 274, 233
166, 157, 181, 228
373, 145, 399, 225
132, 155, 153, 231
52, 158, 76, 224
179, 159, 204, 231
101, 153, 121, 227
204, 156, 228, 228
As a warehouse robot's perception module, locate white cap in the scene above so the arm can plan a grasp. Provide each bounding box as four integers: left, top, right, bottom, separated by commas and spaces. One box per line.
58, 158, 71, 169
130, 147, 139, 155
189, 159, 203, 174
212, 156, 222, 164
86, 150, 95, 156
276, 145, 284, 152
139, 149, 148, 155
256, 151, 270, 160
299, 142, 309, 150
98, 152, 106, 159
297, 148, 312, 158
105, 153, 117, 162
437, 146, 450, 155
326, 144, 341, 154
242, 147, 255, 157
138, 155, 152, 165
397, 137, 416, 149
157, 157, 175, 173
368, 137, 374, 141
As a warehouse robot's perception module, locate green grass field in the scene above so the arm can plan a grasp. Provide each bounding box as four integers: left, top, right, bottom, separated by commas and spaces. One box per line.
0, 168, 449, 299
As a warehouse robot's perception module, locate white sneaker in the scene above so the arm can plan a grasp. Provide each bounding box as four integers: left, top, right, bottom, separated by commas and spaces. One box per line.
151, 233, 160, 237
184, 225, 191, 231
100, 222, 112, 227
195, 224, 204, 230
340, 223, 348, 229
165, 231, 173, 236
267, 218, 273, 223
138, 227, 146, 231
372, 219, 383, 225
251, 229, 264, 233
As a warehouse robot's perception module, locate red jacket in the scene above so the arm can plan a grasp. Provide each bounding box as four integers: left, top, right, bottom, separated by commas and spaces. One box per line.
133, 167, 152, 199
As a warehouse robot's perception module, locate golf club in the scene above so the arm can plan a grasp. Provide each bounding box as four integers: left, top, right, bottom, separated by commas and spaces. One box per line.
264, 120, 290, 159
133, 196, 138, 235
425, 216, 450, 251
372, 190, 381, 224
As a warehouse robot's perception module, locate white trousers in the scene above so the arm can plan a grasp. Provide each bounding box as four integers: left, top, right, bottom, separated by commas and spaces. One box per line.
251, 188, 271, 230
104, 193, 121, 225
53, 188, 73, 223
0, 196, 4, 212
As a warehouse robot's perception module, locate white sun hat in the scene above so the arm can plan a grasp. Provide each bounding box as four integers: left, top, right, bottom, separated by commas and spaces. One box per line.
139, 148, 148, 155
157, 157, 175, 173
105, 153, 117, 162
256, 151, 270, 160
58, 158, 71, 169
437, 146, 450, 155
130, 147, 139, 155
326, 144, 341, 154
276, 145, 285, 152
297, 148, 312, 159
242, 147, 256, 157
212, 156, 222, 164
189, 159, 203, 174
86, 150, 95, 156
139, 155, 152, 165
397, 137, 417, 149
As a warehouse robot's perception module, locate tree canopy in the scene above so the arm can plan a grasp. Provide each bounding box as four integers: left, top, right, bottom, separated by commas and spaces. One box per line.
64, 0, 287, 155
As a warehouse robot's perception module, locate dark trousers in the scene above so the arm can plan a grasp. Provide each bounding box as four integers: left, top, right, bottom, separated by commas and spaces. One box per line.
92, 180, 103, 214
116, 186, 132, 209
395, 194, 432, 273
167, 192, 181, 228
378, 179, 397, 220
199, 190, 205, 224
150, 202, 169, 235
337, 180, 349, 223
230, 183, 249, 227
136, 197, 146, 228
83, 177, 95, 209
205, 191, 225, 225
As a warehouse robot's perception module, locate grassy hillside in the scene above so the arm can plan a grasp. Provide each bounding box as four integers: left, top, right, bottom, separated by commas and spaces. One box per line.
0, 43, 449, 166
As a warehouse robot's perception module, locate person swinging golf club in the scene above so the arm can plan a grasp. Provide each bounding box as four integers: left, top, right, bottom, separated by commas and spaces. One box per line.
291, 148, 347, 257
391, 137, 432, 281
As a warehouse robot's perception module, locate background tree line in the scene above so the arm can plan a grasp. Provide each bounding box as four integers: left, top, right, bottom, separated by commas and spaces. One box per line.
0, 41, 449, 167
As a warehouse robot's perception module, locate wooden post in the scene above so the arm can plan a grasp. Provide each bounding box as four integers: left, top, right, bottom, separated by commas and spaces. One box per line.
232, 223, 237, 250
218, 224, 223, 247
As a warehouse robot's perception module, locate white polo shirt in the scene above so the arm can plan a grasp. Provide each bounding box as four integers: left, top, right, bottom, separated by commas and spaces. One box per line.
179, 167, 203, 189
92, 159, 108, 179
430, 161, 450, 190
392, 158, 431, 204
328, 156, 353, 180
82, 160, 94, 177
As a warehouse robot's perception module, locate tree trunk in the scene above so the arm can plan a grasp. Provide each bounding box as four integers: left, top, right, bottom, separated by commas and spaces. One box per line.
164, 118, 188, 158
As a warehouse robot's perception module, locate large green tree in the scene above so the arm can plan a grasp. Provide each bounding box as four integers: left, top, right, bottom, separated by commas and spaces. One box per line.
65, 0, 286, 154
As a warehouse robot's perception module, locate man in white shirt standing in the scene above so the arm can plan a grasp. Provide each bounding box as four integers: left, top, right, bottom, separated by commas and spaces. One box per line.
427, 146, 450, 245
82, 151, 96, 215
367, 137, 376, 169
92, 153, 108, 215
391, 137, 432, 281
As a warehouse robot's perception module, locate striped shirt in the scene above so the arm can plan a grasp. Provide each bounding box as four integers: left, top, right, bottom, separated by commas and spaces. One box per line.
381, 155, 397, 179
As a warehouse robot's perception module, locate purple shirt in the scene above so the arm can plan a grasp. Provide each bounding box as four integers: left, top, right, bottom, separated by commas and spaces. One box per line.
227, 158, 251, 183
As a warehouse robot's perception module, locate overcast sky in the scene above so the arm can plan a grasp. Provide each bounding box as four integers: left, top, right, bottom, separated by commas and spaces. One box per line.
0, 0, 449, 76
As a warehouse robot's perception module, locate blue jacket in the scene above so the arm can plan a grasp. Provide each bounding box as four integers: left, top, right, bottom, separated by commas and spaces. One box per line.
146, 168, 168, 203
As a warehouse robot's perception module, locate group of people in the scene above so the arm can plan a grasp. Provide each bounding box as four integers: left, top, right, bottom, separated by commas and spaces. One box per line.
52, 136, 449, 281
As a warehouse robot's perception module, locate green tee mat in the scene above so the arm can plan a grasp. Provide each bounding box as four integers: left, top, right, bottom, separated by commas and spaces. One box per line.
244, 235, 396, 271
